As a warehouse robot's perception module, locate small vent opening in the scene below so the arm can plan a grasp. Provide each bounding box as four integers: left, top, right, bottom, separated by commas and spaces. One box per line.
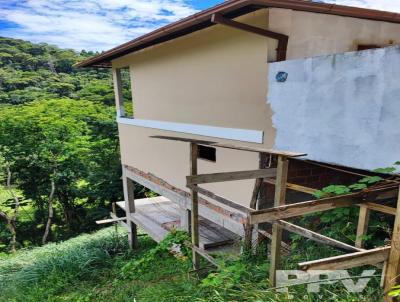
357, 44, 381, 51
198, 145, 216, 162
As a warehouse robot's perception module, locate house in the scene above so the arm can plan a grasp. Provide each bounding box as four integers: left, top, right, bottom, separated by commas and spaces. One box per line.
79, 0, 400, 296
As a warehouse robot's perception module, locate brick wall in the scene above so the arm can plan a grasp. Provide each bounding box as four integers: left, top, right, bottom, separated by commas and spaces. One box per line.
287, 160, 355, 189
260, 159, 360, 207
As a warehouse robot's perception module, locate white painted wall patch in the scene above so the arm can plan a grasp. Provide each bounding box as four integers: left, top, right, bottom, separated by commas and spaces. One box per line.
268, 45, 400, 171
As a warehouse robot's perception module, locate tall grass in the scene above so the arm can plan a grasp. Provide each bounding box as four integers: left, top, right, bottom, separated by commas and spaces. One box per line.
0, 227, 385, 302
0, 227, 128, 300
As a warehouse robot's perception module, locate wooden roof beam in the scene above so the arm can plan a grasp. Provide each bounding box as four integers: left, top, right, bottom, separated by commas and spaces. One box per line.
211, 13, 288, 61
151, 135, 307, 157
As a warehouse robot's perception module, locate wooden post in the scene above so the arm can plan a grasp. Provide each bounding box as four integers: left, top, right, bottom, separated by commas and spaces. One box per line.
243, 222, 254, 254
384, 187, 400, 301
123, 173, 138, 249
190, 143, 200, 269
243, 177, 263, 252
112, 202, 118, 233
257, 153, 269, 209
180, 208, 190, 233
269, 155, 289, 287
355, 205, 371, 248
244, 153, 266, 252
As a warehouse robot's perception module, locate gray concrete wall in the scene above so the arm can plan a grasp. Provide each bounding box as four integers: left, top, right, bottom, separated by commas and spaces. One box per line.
268, 45, 400, 171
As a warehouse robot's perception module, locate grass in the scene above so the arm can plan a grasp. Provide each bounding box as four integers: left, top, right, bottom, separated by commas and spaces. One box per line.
0, 227, 129, 302
0, 227, 386, 302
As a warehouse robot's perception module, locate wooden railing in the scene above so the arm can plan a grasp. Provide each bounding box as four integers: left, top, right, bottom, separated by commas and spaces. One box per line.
152, 135, 400, 301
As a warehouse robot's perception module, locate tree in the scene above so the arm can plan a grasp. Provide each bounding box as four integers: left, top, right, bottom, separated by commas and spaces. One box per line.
0, 37, 126, 247
78, 80, 115, 105
0, 99, 122, 243
0, 37, 111, 105
49, 82, 75, 97
0, 151, 20, 252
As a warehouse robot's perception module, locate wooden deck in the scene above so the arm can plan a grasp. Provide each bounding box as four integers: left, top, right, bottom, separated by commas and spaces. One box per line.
117, 196, 239, 249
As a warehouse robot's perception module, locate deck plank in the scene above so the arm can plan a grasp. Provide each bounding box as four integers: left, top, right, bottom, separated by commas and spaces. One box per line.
116, 197, 239, 249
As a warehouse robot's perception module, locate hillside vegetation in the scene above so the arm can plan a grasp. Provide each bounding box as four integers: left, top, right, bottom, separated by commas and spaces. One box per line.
0, 37, 137, 251
0, 37, 114, 105
0, 227, 384, 302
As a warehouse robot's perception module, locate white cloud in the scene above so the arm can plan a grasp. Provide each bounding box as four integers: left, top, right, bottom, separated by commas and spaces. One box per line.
0, 0, 198, 51
0, 0, 399, 51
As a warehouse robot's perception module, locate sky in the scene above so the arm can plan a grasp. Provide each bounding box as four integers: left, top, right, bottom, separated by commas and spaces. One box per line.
0, 0, 399, 52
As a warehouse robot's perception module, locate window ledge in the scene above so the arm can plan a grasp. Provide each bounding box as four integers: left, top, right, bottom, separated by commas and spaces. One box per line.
117, 117, 263, 144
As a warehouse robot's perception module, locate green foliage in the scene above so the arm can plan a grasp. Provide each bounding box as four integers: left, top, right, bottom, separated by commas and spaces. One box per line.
0, 227, 129, 301
358, 175, 383, 184
305, 163, 398, 250
77, 79, 115, 105
389, 285, 400, 297
0, 228, 127, 288
121, 230, 191, 278
313, 160, 400, 200
0, 37, 131, 106
313, 185, 351, 199
373, 167, 396, 174
0, 37, 141, 250
313, 177, 381, 199
0, 228, 384, 302
0, 99, 122, 242
202, 260, 264, 289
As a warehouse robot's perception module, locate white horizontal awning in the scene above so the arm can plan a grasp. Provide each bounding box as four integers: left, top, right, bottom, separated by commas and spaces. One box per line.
117, 117, 264, 144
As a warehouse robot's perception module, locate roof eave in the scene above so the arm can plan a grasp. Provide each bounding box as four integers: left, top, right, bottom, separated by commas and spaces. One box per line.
76, 0, 400, 68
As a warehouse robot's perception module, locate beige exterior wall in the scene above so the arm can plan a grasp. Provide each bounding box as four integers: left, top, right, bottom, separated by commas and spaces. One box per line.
118, 11, 272, 131
269, 8, 400, 60
113, 8, 400, 207
115, 9, 271, 206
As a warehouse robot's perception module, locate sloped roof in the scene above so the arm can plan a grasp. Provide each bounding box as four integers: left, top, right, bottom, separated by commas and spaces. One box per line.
76, 0, 400, 68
